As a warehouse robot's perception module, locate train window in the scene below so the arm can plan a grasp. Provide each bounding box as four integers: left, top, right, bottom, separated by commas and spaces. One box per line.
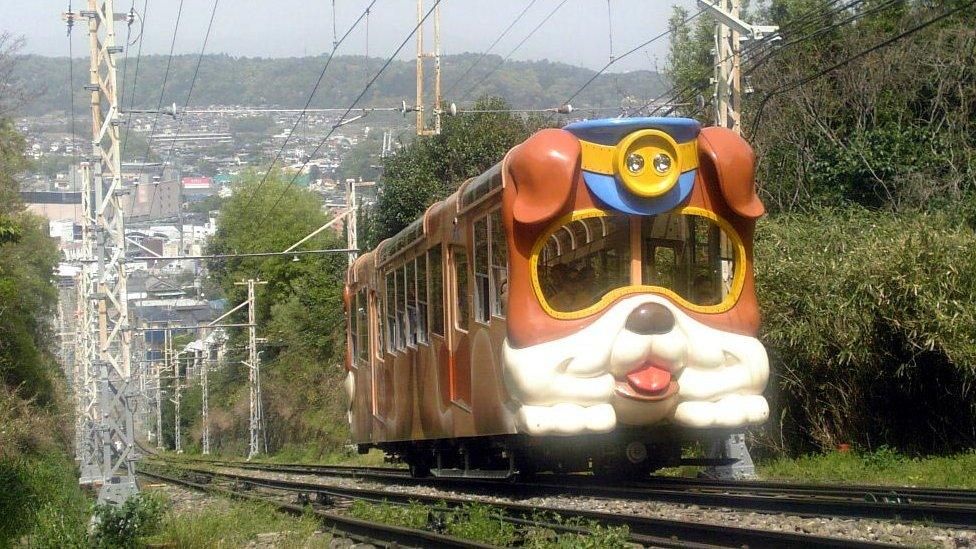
355, 289, 368, 363
489, 208, 507, 317
375, 291, 384, 360
428, 245, 444, 336
473, 216, 490, 324
537, 214, 631, 313
397, 266, 408, 350
416, 255, 429, 344
642, 213, 736, 306
349, 290, 358, 361
385, 271, 396, 353
452, 246, 470, 331
406, 259, 418, 347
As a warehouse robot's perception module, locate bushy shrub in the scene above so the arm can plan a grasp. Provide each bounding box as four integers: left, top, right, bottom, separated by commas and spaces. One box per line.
755, 207, 976, 455
91, 492, 166, 548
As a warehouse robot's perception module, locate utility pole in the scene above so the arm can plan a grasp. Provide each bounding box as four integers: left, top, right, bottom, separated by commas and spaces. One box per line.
200, 340, 210, 455
415, 0, 441, 136
63, 0, 139, 504
236, 278, 267, 459
163, 325, 172, 450
697, 0, 778, 135
169, 327, 182, 454
698, 0, 776, 479
154, 350, 163, 450
346, 180, 358, 267
714, 0, 742, 133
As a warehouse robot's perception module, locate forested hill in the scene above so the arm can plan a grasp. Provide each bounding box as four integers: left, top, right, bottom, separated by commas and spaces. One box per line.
13, 53, 666, 116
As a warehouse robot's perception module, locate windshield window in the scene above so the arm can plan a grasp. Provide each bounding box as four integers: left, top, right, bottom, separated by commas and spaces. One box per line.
538, 214, 630, 313
535, 210, 739, 314
641, 213, 735, 306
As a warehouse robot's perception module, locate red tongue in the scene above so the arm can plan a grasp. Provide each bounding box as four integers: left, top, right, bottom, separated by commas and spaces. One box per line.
626, 364, 672, 395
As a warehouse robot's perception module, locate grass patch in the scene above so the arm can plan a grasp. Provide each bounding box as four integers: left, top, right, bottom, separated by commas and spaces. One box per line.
346, 499, 630, 548
0, 452, 90, 547
758, 448, 976, 489
143, 489, 328, 549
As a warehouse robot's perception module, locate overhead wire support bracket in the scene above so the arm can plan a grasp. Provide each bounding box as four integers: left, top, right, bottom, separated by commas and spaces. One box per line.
696, 0, 778, 39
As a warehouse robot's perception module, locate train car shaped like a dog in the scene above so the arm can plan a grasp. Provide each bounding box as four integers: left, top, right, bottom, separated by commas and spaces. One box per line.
345, 117, 769, 477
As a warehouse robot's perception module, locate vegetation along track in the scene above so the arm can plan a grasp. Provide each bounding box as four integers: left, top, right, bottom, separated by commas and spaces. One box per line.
141, 463, 896, 549
157, 456, 976, 529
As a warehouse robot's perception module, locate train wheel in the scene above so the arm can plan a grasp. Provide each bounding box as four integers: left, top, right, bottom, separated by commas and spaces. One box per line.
408, 460, 431, 478
405, 451, 433, 478
592, 442, 655, 479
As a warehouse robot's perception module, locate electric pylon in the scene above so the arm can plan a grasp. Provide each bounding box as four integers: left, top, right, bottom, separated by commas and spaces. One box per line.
63, 0, 139, 504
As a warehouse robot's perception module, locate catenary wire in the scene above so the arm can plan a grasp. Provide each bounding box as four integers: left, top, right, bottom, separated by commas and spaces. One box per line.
238, 0, 378, 218
141, 0, 185, 165
442, 0, 539, 98
121, 0, 148, 161
628, 0, 877, 118
257, 0, 444, 226
160, 0, 220, 168
563, 8, 704, 108
750, 0, 976, 130
657, 0, 900, 118
459, 0, 569, 102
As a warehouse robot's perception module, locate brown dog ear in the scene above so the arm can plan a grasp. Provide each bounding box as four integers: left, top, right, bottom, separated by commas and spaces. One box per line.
504, 128, 580, 226
698, 127, 765, 219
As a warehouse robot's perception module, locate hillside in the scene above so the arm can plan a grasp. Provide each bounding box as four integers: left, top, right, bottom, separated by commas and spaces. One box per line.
13, 53, 667, 116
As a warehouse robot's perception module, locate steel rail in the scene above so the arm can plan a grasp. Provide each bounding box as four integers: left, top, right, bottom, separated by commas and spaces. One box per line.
153, 456, 976, 528
144, 463, 896, 549
139, 469, 494, 549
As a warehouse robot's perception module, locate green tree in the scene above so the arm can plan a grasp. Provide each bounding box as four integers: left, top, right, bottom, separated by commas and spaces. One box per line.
200, 170, 351, 455
665, 6, 714, 122
372, 97, 554, 244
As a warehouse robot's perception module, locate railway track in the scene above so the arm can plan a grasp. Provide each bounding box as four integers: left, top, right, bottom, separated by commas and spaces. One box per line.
141, 462, 898, 548
155, 456, 976, 529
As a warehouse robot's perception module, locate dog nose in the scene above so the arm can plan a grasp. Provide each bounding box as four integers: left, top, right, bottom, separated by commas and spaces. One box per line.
625, 303, 674, 335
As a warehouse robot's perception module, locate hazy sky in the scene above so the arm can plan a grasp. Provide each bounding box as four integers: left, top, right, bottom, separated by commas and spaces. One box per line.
6, 1, 695, 72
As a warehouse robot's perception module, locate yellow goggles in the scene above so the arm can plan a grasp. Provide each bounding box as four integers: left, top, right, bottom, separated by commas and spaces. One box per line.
579, 129, 699, 199
530, 207, 746, 319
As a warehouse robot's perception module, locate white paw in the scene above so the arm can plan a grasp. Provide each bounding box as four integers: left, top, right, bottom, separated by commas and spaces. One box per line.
673, 394, 769, 428
517, 403, 616, 435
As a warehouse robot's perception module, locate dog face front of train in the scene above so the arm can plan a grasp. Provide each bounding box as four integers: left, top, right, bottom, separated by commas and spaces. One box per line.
501, 118, 770, 436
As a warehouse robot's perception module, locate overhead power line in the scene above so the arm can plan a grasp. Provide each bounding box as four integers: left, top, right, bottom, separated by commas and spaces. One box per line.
563, 8, 704, 108
460, 0, 570, 102
257, 0, 444, 226
239, 0, 378, 219
141, 0, 185, 165
629, 0, 877, 118
130, 248, 358, 262
442, 0, 539, 98
149, 0, 221, 216
750, 0, 976, 130
121, 0, 148, 161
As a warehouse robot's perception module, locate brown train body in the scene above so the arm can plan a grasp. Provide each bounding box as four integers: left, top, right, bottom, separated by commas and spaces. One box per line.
344, 118, 769, 476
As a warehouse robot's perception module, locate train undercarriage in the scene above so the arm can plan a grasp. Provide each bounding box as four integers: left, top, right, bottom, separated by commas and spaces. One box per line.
365, 427, 737, 479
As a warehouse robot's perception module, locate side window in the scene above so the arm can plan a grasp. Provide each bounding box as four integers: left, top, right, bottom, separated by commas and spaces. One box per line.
385, 271, 396, 353
416, 255, 428, 344
375, 290, 384, 360
396, 265, 407, 350
489, 208, 507, 317
349, 289, 358, 361
453, 246, 470, 331
355, 289, 368, 363
406, 259, 418, 347
473, 216, 490, 324
428, 245, 444, 336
